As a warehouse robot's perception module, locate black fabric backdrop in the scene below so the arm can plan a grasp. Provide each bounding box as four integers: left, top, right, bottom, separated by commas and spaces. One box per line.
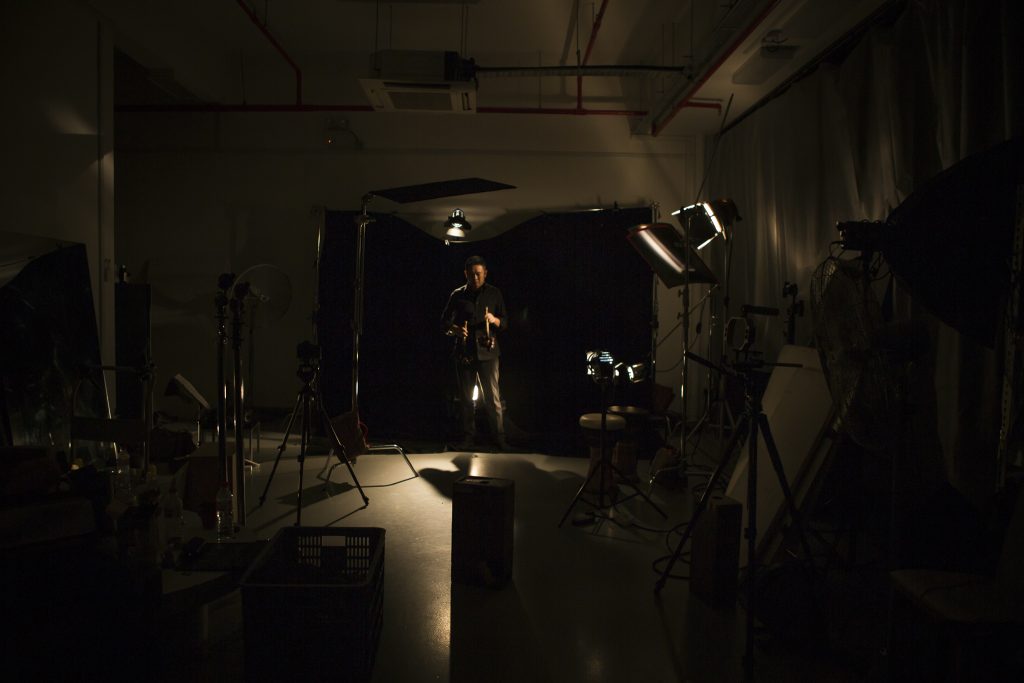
318, 206, 654, 452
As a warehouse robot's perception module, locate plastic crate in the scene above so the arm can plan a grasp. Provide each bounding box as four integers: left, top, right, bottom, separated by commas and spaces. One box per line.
240, 526, 385, 682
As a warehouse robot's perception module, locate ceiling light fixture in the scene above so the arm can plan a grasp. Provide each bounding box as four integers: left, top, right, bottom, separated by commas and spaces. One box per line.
444, 208, 471, 241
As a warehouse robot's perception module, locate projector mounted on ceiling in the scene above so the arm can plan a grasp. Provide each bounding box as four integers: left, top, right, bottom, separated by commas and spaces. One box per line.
359, 50, 477, 113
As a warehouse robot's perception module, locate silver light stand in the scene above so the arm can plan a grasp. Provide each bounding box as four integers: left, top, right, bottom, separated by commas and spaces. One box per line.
678, 213, 693, 474
214, 275, 233, 496
641, 216, 695, 489
352, 195, 372, 413
331, 195, 418, 479
714, 232, 737, 447
680, 227, 733, 456
649, 204, 660, 404
229, 281, 249, 527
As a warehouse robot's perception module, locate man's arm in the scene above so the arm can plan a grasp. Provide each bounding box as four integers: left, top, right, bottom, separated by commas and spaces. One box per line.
486, 289, 509, 331
441, 290, 470, 338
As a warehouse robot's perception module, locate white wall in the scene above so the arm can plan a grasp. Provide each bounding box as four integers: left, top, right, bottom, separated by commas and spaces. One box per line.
1, 0, 115, 365
114, 110, 701, 416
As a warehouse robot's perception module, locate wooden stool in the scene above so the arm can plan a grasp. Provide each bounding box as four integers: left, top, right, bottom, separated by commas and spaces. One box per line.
607, 405, 650, 482
579, 412, 625, 498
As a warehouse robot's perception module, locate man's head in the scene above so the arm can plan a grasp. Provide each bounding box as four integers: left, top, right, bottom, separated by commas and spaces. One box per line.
464, 255, 487, 291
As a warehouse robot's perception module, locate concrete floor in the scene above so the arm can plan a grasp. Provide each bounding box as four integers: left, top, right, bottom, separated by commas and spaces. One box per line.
161, 433, 878, 683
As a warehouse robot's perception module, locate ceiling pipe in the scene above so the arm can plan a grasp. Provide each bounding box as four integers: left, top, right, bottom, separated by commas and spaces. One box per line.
116, 102, 703, 117
477, 106, 646, 117
128, 0, 705, 121
476, 65, 686, 78
578, 0, 611, 112
116, 103, 373, 113
235, 0, 303, 105
650, 0, 781, 136
480, 101, 717, 116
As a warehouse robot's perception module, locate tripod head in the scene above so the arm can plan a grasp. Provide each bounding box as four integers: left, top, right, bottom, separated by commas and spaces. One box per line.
296, 340, 320, 385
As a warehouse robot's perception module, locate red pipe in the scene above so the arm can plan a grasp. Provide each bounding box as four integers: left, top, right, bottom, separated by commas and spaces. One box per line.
651, 0, 780, 136
235, 0, 303, 105
577, 0, 611, 112
115, 102, 722, 117
115, 103, 372, 113
477, 105, 646, 116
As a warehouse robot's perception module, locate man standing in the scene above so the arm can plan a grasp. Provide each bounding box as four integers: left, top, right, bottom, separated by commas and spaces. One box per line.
441, 255, 509, 451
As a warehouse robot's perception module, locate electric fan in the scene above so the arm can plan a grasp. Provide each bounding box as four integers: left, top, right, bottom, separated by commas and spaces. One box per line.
235, 263, 293, 329
234, 263, 293, 408
809, 256, 905, 453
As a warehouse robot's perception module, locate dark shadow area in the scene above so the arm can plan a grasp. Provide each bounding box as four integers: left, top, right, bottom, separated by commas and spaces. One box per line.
417, 453, 474, 499
0, 241, 107, 461
450, 580, 551, 683
318, 207, 655, 452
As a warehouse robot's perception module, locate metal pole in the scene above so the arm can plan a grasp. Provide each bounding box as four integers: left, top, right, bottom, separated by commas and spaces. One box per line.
650, 203, 660, 410
230, 290, 247, 527
215, 278, 232, 486
311, 206, 325, 346
680, 215, 692, 465
743, 375, 758, 681
351, 195, 373, 411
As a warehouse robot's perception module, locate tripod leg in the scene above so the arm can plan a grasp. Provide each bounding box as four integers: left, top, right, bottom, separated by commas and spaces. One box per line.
655, 414, 749, 593
756, 412, 814, 562
318, 395, 370, 506
606, 460, 668, 519
258, 390, 303, 506
557, 452, 607, 528
744, 407, 758, 682
295, 389, 312, 526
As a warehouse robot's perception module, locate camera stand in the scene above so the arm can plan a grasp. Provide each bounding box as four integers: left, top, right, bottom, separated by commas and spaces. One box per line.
654, 351, 814, 682
559, 378, 667, 527
257, 356, 369, 525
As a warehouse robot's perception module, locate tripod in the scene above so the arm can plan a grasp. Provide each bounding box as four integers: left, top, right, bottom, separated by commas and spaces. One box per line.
654, 351, 813, 682
559, 376, 667, 527
258, 350, 369, 525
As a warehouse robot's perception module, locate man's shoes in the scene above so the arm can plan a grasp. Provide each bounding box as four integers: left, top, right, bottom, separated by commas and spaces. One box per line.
495, 438, 512, 452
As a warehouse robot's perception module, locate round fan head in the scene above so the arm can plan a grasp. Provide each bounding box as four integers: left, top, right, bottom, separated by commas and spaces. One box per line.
810, 257, 903, 451
234, 264, 292, 327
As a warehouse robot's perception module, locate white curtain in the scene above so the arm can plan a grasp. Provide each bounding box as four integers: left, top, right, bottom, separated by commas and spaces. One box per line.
703, 0, 1023, 503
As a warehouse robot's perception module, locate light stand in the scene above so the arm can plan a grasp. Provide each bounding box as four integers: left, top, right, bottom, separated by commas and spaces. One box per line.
352, 195, 372, 412
713, 232, 738, 445
229, 280, 250, 527
679, 213, 693, 474
214, 275, 233, 491
673, 200, 742, 457
625, 222, 720, 487
346, 194, 419, 478
653, 348, 814, 682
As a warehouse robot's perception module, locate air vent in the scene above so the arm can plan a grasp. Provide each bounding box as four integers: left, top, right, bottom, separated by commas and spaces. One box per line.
359, 79, 476, 113
359, 49, 477, 113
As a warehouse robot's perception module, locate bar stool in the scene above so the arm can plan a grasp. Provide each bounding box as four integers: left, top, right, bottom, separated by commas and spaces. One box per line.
578, 412, 625, 499
607, 405, 650, 482
560, 412, 668, 528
